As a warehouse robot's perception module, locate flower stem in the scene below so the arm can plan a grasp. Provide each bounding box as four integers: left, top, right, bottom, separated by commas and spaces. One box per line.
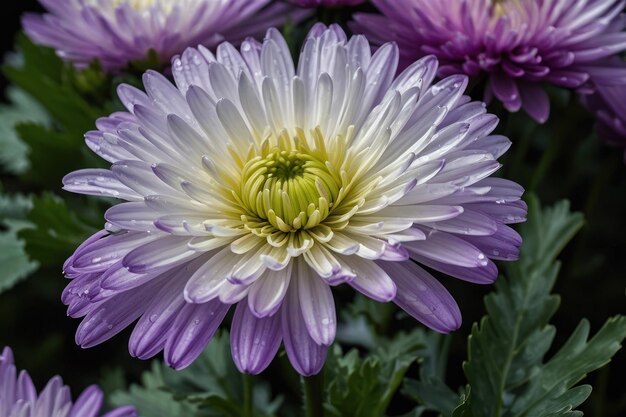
303, 373, 325, 417
243, 374, 254, 417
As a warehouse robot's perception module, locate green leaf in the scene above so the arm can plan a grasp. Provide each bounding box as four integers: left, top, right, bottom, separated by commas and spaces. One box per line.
3, 35, 120, 187
110, 361, 200, 417
0, 188, 37, 294
401, 330, 460, 417
14, 122, 92, 186
109, 332, 282, 417
18, 193, 97, 266
0, 189, 32, 221
0, 87, 50, 174
0, 228, 38, 293
325, 329, 425, 417
4, 35, 108, 135
510, 317, 626, 417
461, 196, 626, 417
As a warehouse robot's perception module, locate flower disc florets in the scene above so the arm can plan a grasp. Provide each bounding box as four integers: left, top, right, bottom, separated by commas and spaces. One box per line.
239, 139, 339, 234
62, 25, 526, 376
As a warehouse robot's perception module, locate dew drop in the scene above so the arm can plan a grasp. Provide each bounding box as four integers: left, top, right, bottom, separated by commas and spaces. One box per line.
321, 318, 330, 325
194, 319, 200, 325
149, 314, 158, 323
107, 325, 113, 330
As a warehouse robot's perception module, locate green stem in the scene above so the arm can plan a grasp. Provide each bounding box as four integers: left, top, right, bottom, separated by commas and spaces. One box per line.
374, 367, 409, 416
528, 124, 566, 192
303, 373, 325, 417
243, 374, 254, 417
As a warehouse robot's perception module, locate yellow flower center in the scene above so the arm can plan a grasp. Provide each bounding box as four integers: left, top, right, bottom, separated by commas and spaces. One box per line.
240, 148, 339, 232
109, 0, 174, 11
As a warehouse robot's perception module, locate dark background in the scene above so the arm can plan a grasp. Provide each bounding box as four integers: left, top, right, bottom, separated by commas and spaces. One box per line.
1, 2, 625, 416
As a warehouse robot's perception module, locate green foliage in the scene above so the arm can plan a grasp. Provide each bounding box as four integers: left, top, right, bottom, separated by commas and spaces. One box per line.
0, 225, 38, 293
401, 331, 459, 417
110, 332, 282, 417
19, 193, 97, 266
0, 187, 37, 293
3, 35, 119, 187
402, 197, 626, 417
461, 196, 625, 417
325, 329, 425, 417
0, 87, 50, 175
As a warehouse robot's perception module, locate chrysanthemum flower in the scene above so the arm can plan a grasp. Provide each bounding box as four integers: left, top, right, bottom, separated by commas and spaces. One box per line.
0, 347, 136, 417
289, 0, 365, 7
22, 0, 303, 71
62, 24, 526, 376
581, 83, 626, 158
352, 0, 626, 123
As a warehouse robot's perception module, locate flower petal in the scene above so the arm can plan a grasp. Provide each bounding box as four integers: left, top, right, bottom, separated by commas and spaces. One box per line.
230, 302, 282, 374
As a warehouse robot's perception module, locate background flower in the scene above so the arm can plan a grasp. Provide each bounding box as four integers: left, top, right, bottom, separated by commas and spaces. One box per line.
0, 346, 136, 417
352, 0, 626, 123
22, 0, 304, 71
61, 24, 525, 376
288, 0, 365, 7
580, 82, 626, 159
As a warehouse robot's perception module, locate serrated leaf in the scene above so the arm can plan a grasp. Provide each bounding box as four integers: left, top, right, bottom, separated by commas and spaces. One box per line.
109, 332, 281, 417
510, 317, 626, 417
3, 35, 120, 187
401, 330, 460, 417
0, 230, 38, 294
110, 362, 200, 417
0, 189, 37, 294
4, 35, 107, 135
0, 190, 32, 221
18, 193, 97, 266
462, 196, 625, 417
0, 87, 50, 174
325, 329, 425, 417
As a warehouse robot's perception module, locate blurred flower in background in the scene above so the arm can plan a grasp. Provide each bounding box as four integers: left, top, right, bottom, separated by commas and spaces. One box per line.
60, 23, 525, 376
353, 0, 626, 123
0, 346, 136, 417
289, 0, 365, 7
581, 82, 626, 160
22, 0, 304, 71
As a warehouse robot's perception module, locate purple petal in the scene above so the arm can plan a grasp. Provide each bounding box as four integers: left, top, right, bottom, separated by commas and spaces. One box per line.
68, 385, 103, 417
164, 300, 229, 370
296, 261, 336, 346
230, 302, 282, 374
75, 278, 163, 348
519, 81, 550, 123
342, 256, 397, 302
379, 260, 461, 333
404, 229, 489, 268
281, 281, 327, 376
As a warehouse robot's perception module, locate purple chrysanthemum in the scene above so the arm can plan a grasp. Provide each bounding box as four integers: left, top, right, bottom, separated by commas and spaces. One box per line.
581, 83, 626, 158
62, 24, 526, 376
353, 0, 626, 123
0, 347, 136, 417
289, 0, 365, 7
22, 0, 304, 72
